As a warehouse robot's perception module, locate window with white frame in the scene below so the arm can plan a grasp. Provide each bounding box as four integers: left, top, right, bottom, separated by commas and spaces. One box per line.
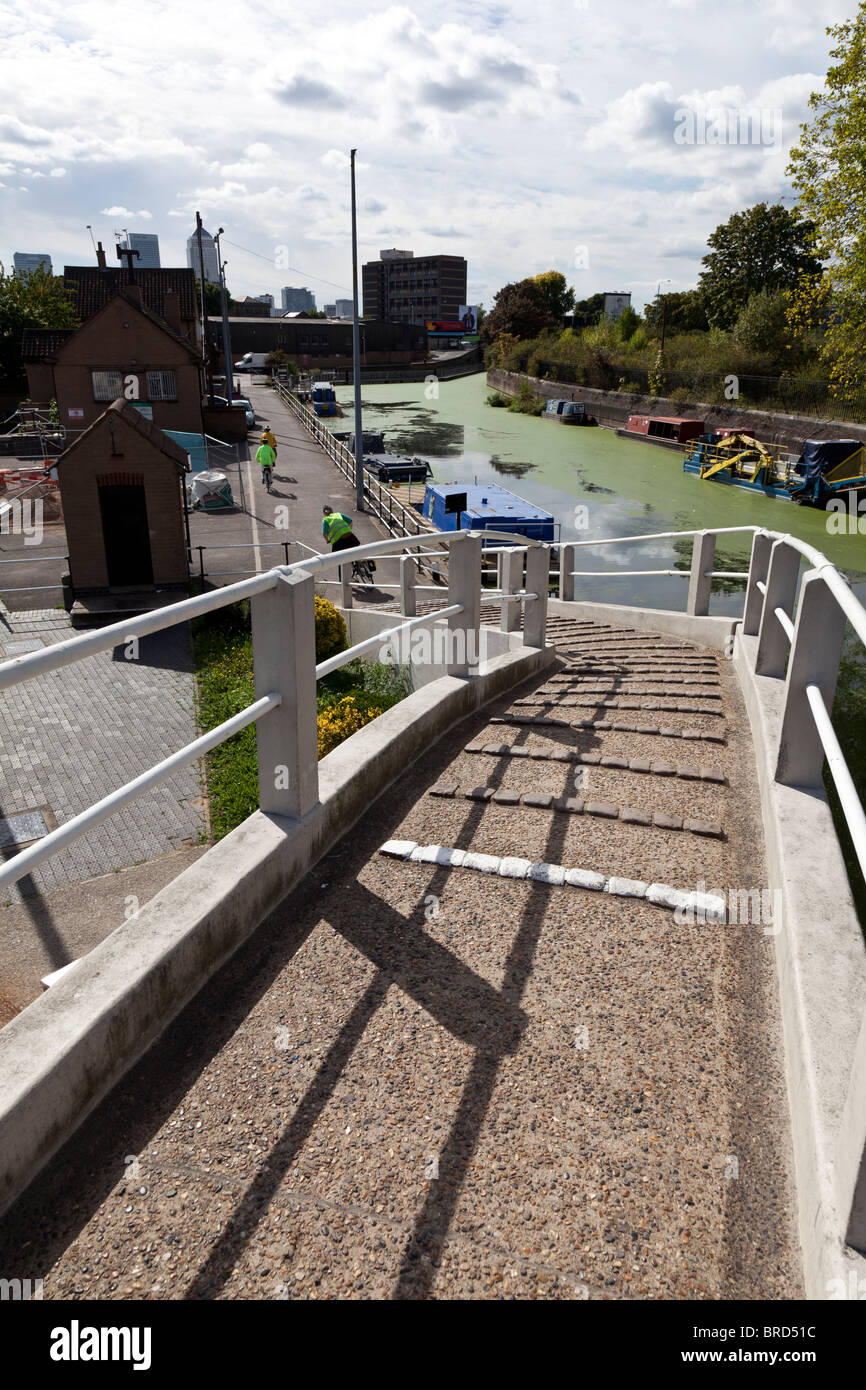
92, 370, 124, 401
146, 370, 178, 401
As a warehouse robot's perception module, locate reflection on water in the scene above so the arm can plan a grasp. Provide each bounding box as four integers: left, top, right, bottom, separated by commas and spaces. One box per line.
332, 374, 866, 613
488, 456, 534, 478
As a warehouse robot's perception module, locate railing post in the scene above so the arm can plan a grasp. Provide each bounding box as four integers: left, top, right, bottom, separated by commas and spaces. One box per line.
775, 569, 847, 788
340, 560, 353, 609
401, 554, 417, 616
447, 533, 482, 677
500, 547, 523, 633
742, 530, 773, 634
251, 570, 318, 818
559, 543, 576, 602
755, 539, 801, 677
524, 545, 550, 648
686, 530, 715, 615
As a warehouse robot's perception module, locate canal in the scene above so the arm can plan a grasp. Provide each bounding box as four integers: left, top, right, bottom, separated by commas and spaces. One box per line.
332, 372, 866, 612
332, 371, 866, 917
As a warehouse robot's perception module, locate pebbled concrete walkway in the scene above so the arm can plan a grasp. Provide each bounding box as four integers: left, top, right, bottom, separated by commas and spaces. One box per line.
0, 619, 803, 1300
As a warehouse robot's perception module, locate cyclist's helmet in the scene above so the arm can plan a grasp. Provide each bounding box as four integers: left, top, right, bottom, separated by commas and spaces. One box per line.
322, 505, 332, 515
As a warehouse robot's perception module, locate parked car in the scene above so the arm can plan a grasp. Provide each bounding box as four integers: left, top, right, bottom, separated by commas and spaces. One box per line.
211, 395, 255, 428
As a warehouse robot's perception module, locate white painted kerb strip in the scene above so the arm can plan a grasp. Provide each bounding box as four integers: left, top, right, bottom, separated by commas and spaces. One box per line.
380, 841, 725, 918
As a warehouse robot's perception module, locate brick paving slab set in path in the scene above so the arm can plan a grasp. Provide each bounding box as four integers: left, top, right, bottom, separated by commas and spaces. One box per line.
0, 618, 804, 1300
0, 602, 204, 904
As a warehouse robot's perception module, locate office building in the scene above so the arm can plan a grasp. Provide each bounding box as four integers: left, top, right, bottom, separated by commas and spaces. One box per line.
119, 233, 161, 269
362, 250, 467, 325
334, 298, 353, 318
324, 304, 336, 317
281, 286, 316, 313
186, 228, 221, 286
13, 252, 52, 276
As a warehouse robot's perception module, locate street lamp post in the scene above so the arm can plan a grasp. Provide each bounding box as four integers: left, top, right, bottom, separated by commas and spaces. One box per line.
350, 149, 364, 513
214, 228, 234, 401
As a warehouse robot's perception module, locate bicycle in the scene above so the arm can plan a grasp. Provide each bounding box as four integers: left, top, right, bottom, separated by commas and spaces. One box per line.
351, 558, 375, 584
261, 465, 273, 492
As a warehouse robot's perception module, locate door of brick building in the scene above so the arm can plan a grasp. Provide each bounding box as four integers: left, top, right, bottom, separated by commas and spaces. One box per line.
98, 483, 154, 587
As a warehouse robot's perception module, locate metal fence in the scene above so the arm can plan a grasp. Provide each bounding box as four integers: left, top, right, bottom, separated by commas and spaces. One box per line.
516, 359, 866, 423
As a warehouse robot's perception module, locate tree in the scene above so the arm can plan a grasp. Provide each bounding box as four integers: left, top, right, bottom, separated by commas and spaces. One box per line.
0, 263, 78, 394
732, 288, 791, 357
533, 271, 575, 320
480, 278, 555, 347
787, 2, 866, 390
573, 293, 605, 317
196, 279, 224, 315
616, 305, 641, 340
697, 203, 822, 328
643, 289, 709, 334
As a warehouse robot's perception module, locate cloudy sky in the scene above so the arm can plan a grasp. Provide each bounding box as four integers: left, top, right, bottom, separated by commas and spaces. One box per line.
0, 0, 852, 311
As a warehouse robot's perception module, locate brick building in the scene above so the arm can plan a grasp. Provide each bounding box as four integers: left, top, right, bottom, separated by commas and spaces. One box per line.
62, 264, 200, 344
57, 398, 190, 598
23, 289, 205, 435
362, 250, 467, 324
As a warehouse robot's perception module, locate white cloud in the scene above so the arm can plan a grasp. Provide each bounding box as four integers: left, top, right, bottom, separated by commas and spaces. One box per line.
100, 206, 153, 219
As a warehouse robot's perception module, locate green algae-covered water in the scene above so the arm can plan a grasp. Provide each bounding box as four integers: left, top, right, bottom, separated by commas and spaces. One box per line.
332, 373, 866, 613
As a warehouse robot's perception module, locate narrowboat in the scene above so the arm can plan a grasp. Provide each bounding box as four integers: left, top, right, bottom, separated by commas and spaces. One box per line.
421, 482, 556, 544
683, 432, 799, 498
618, 415, 705, 449
311, 382, 341, 417
542, 398, 597, 426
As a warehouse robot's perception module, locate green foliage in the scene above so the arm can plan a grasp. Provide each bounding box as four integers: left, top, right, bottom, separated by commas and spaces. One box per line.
507, 381, 545, 414
648, 348, 667, 395
616, 305, 641, 340
788, 3, 866, 392
643, 289, 709, 334
480, 278, 556, 347
532, 270, 575, 320
628, 327, 648, 351
733, 288, 791, 358
195, 279, 223, 315
0, 262, 78, 393
486, 391, 510, 407
697, 202, 822, 329
314, 595, 347, 662
193, 600, 409, 839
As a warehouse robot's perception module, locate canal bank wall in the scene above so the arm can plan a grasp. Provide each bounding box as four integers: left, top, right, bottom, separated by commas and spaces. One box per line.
486, 368, 866, 451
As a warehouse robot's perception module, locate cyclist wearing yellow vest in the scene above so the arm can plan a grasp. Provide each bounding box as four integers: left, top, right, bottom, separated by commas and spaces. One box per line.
260, 427, 276, 452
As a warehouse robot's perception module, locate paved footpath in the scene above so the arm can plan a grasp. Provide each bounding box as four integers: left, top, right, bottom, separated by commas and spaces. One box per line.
199, 378, 401, 602
0, 617, 803, 1300
0, 604, 204, 910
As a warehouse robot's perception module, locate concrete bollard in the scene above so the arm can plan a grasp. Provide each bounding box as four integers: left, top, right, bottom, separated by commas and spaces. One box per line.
775, 569, 847, 788
559, 543, 576, 603
500, 548, 523, 633
524, 546, 550, 649
755, 539, 801, 678
400, 555, 417, 617
447, 534, 482, 678
742, 530, 773, 636
251, 570, 319, 818
686, 531, 715, 616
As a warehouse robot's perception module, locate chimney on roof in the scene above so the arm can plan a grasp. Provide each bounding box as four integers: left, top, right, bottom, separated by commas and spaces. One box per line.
162, 289, 181, 334
96, 241, 107, 269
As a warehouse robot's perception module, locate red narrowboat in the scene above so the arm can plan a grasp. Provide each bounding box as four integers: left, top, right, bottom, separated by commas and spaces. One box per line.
618, 415, 706, 449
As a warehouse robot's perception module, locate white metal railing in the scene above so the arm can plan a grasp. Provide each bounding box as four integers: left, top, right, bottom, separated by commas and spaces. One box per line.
0, 528, 549, 895
559, 523, 866, 887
